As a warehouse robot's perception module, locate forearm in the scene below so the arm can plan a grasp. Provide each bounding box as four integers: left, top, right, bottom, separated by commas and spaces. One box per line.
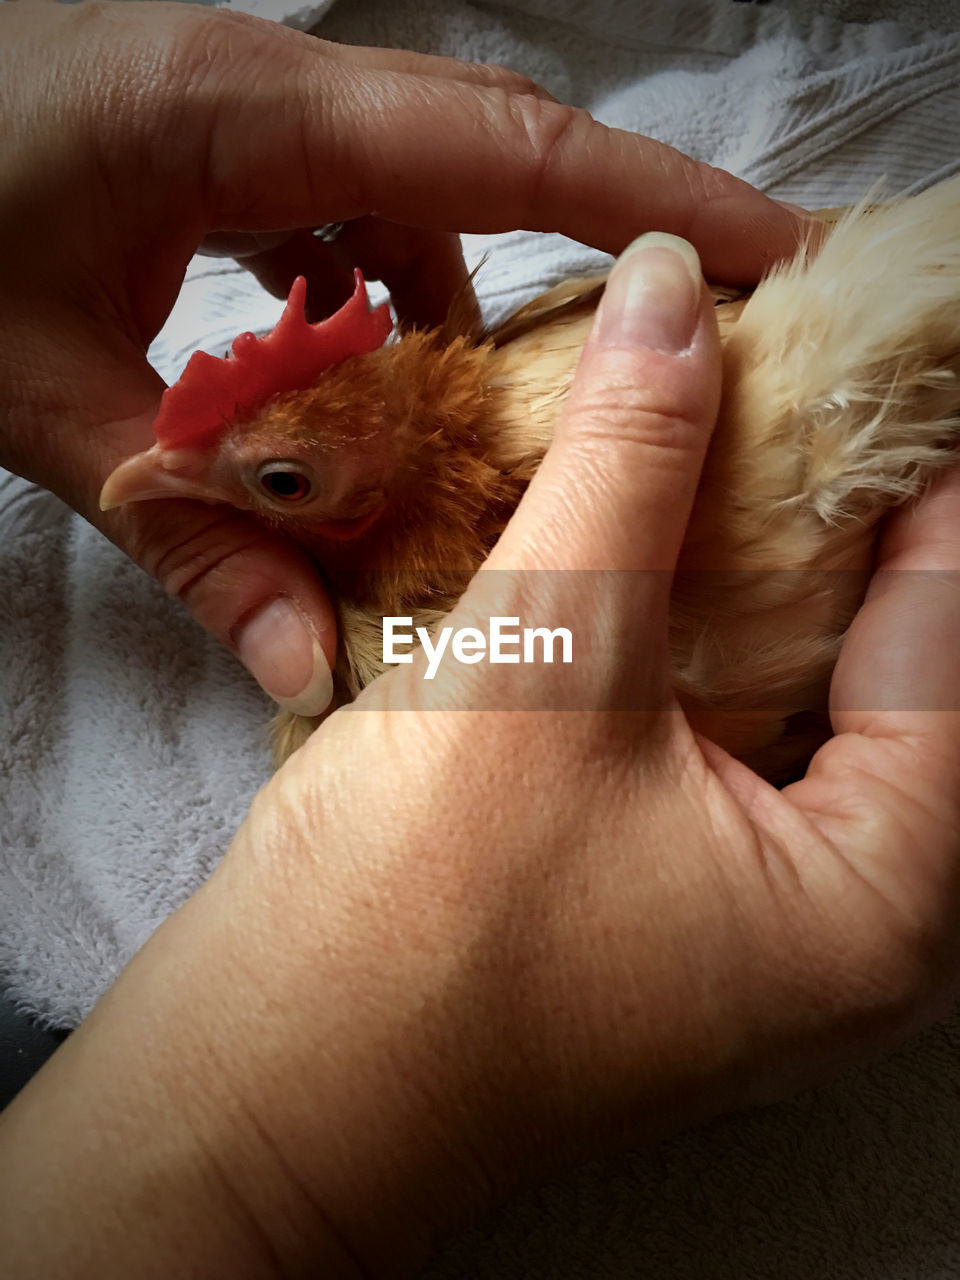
0, 842, 464, 1280
0, 885, 364, 1278
0, 697, 827, 1279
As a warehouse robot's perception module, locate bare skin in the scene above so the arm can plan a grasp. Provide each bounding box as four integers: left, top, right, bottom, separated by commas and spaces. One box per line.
0, 0, 807, 711
4, 6, 960, 1277
3, 233, 960, 1275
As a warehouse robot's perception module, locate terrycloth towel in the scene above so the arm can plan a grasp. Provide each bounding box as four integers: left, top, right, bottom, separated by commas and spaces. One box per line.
2, 0, 960, 1272
148, 0, 960, 382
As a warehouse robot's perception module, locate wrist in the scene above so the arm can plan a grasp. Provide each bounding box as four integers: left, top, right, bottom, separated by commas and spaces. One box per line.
194, 809, 503, 1275
0, 887, 369, 1278
0, 809, 496, 1278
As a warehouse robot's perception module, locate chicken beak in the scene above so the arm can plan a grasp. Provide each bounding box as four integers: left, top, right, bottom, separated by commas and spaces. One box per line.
99, 445, 221, 511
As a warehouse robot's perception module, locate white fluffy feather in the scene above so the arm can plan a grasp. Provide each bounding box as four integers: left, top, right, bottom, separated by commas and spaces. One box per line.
721, 176, 960, 529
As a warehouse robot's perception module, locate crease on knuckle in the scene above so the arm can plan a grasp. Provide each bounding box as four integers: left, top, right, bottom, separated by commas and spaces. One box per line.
136, 514, 264, 606
666, 158, 727, 243
295, 61, 381, 217
167, 10, 320, 220
503, 96, 591, 223
483, 62, 547, 100
571, 383, 706, 461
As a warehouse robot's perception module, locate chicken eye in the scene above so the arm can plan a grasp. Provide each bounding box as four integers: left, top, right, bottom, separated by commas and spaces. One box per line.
256, 462, 313, 503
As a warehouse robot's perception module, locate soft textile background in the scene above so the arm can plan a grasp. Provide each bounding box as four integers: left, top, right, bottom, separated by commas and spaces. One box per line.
2, 1, 960, 1273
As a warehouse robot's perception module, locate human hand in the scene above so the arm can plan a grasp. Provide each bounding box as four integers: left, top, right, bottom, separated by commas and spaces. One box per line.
220, 236, 960, 1269
0, 0, 807, 713
4, 233, 957, 1277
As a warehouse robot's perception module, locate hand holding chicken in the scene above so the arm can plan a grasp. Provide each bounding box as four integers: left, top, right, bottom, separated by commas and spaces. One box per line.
0, 0, 804, 715
5, 5, 960, 1272
104, 179, 960, 779
7, 237, 960, 1279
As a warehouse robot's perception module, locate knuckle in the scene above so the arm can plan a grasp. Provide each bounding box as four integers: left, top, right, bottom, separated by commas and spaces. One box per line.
571, 381, 707, 459
653, 153, 742, 245
80, 8, 256, 166
128, 509, 263, 608
502, 96, 592, 217
483, 62, 550, 100
168, 5, 272, 71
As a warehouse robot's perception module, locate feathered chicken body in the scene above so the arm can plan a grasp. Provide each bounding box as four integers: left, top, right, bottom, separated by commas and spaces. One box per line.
102, 178, 960, 780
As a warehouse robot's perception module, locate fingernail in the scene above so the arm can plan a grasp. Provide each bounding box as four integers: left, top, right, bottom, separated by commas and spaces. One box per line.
234, 598, 333, 716
595, 232, 702, 354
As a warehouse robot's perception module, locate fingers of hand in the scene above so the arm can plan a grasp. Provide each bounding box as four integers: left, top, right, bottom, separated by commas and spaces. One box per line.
788, 466, 960, 948
161, 11, 808, 282
223, 228, 360, 323
111, 501, 337, 716
322, 41, 557, 104
315, 218, 480, 334
829, 463, 960, 746
304, 62, 807, 282
203, 220, 479, 335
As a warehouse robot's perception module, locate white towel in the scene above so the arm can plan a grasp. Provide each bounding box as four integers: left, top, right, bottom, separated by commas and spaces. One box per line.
2, 1, 960, 1270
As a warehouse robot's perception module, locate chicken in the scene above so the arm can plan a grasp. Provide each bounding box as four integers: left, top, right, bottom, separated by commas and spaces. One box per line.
100, 177, 960, 781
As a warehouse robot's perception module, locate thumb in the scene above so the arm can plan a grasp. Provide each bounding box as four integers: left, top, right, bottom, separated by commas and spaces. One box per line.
480, 233, 722, 703
495, 233, 721, 576
111, 498, 337, 717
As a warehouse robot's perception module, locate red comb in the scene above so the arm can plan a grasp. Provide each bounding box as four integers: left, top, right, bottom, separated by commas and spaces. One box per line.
153, 271, 392, 450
